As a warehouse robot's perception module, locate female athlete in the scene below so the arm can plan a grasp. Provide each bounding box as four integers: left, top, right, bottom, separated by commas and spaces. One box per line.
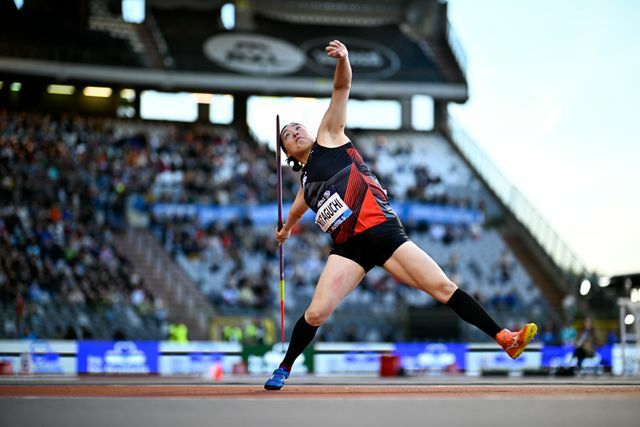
265, 40, 537, 390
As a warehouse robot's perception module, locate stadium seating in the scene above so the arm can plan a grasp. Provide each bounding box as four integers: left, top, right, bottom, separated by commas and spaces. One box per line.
0, 110, 550, 341
0, 111, 163, 339
0, 5, 142, 67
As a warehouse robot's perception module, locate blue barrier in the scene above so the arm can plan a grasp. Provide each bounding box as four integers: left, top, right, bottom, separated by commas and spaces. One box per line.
151, 202, 484, 226
77, 341, 159, 374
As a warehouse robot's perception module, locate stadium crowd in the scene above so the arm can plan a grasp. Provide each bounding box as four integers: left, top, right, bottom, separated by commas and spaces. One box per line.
0, 110, 544, 341
0, 111, 164, 339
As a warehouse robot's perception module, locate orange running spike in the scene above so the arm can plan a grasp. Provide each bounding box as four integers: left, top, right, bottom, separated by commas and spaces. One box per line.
496, 323, 538, 360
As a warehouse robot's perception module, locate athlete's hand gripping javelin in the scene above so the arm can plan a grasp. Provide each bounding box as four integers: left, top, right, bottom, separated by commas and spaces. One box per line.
275, 187, 305, 245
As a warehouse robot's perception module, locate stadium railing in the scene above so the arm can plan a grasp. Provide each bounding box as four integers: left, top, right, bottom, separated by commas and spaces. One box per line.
446, 118, 588, 278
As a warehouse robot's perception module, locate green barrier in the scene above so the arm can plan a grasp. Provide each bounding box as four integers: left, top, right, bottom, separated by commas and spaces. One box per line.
242, 344, 314, 374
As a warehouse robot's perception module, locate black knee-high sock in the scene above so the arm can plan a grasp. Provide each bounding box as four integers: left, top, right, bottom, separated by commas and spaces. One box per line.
446, 288, 502, 339
279, 314, 319, 371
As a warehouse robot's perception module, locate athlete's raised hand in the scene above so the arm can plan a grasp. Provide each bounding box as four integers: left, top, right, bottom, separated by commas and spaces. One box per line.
325, 40, 348, 59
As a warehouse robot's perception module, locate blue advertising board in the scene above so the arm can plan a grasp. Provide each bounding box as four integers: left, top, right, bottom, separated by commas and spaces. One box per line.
541, 345, 612, 368
77, 341, 159, 374
164, 351, 225, 375
394, 343, 467, 371
152, 202, 483, 227
29, 341, 64, 374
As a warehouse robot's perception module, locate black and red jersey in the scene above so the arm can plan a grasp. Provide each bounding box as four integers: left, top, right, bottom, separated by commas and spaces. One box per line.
301, 141, 396, 244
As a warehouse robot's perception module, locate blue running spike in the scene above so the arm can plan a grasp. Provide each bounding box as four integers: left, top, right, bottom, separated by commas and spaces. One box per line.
264, 368, 290, 390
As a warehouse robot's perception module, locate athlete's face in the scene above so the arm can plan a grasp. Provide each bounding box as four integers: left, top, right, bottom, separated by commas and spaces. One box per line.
281, 123, 313, 159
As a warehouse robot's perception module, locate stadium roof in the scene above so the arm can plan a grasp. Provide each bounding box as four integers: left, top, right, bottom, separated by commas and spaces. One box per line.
0, 0, 467, 100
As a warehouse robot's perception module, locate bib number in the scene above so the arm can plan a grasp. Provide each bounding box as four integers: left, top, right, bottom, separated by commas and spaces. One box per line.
315, 192, 352, 233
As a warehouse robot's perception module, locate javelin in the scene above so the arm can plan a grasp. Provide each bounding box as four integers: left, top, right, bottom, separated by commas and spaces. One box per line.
276, 114, 285, 352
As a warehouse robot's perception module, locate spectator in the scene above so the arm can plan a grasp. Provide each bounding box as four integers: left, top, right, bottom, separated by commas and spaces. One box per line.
344, 324, 358, 342
573, 317, 600, 371
560, 320, 577, 346
540, 322, 559, 345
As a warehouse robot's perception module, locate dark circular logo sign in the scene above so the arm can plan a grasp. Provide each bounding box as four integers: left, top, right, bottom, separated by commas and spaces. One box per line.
300, 37, 401, 80
203, 33, 306, 75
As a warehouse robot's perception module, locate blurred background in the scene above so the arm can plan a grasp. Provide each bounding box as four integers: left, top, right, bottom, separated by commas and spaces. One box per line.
0, 0, 638, 378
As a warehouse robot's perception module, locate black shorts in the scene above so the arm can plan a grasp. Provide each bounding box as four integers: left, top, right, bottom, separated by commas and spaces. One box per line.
330, 217, 410, 272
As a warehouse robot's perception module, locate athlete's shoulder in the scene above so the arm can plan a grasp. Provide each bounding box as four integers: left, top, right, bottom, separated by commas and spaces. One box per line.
314, 141, 354, 151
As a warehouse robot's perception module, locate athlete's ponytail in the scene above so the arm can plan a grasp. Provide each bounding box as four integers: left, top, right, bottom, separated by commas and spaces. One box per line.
287, 156, 303, 172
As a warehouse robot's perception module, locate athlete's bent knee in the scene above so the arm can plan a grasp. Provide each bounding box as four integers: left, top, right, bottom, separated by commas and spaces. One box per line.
433, 279, 458, 303
305, 308, 329, 327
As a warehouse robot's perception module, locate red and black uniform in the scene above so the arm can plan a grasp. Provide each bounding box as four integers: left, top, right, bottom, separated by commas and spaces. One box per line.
301, 141, 408, 271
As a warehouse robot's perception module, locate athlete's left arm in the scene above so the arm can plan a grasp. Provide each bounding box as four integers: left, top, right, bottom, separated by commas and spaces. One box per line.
317, 40, 351, 148
275, 187, 309, 245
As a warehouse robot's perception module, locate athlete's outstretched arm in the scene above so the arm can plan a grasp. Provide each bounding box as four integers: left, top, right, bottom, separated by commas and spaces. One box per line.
276, 187, 309, 244
318, 40, 351, 147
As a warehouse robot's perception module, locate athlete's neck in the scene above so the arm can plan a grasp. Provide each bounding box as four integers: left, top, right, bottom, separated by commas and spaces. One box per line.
298, 143, 315, 165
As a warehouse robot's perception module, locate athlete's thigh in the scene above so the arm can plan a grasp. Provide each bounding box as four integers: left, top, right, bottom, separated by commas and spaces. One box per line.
307, 254, 366, 316
382, 241, 456, 301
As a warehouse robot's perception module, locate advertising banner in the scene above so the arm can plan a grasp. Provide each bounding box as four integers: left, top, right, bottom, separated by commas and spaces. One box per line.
313, 342, 394, 375
0, 340, 77, 375
152, 203, 483, 227
464, 344, 543, 375
11, 340, 634, 377
244, 343, 313, 374
393, 343, 467, 372
541, 345, 613, 369
159, 342, 242, 376
77, 341, 159, 374
314, 352, 381, 375
612, 344, 640, 375
167, 14, 447, 84
28, 341, 64, 374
